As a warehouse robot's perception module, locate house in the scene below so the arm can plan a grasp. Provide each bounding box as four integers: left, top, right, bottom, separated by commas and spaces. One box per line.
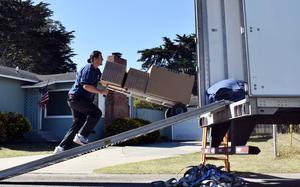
0, 65, 105, 142
0, 65, 204, 142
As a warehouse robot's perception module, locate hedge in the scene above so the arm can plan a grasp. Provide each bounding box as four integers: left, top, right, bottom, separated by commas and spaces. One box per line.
105, 118, 160, 145
0, 112, 32, 142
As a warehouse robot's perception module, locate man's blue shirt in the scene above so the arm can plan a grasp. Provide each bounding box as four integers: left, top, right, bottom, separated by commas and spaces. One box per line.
69, 64, 101, 102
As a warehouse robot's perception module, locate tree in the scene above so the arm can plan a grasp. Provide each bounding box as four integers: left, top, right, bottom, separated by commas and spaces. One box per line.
0, 0, 76, 74
138, 34, 197, 95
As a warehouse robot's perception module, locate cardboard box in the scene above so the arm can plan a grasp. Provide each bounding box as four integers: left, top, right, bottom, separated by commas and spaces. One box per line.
145, 66, 194, 105
124, 68, 149, 93
101, 61, 126, 87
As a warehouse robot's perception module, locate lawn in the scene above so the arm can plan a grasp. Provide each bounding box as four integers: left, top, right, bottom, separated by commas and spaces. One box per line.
94, 133, 300, 174
0, 142, 56, 158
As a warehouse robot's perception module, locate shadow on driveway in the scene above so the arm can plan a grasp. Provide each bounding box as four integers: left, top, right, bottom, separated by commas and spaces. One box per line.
234, 171, 300, 186
1, 172, 300, 187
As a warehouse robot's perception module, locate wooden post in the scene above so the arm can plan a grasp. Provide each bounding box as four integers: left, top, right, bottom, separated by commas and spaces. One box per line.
290, 124, 293, 147
273, 124, 277, 158
223, 132, 230, 172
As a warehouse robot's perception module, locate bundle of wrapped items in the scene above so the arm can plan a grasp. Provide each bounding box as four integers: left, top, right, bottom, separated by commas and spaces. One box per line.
101, 54, 194, 105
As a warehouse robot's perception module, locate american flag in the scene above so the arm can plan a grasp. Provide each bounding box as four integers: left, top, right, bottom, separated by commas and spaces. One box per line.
39, 86, 49, 108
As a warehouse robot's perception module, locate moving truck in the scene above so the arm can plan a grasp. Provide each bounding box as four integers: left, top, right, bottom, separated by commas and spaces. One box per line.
195, 0, 300, 146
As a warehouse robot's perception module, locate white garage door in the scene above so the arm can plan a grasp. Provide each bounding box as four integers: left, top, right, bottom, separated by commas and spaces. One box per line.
172, 116, 202, 141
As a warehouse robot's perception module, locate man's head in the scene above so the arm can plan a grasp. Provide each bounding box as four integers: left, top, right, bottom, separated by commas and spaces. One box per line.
88, 50, 103, 67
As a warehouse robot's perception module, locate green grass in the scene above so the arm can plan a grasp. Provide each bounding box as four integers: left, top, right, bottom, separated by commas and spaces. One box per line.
94, 133, 300, 174
0, 142, 56, 158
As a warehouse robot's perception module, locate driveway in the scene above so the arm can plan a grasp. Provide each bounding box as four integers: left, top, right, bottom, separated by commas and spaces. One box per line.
1, 141, 300, 186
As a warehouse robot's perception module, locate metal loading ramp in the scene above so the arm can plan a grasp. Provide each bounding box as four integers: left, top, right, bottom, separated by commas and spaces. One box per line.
0, 101, 231, 181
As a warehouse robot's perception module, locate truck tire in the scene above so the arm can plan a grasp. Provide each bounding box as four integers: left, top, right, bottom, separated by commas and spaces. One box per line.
172, 103, 187, 115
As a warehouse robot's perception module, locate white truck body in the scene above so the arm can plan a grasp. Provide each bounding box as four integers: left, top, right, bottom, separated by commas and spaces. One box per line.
196, 0, 300, 125
245, 0, 300, 96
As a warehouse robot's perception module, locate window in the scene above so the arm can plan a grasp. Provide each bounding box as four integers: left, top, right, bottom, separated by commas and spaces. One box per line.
45, 89, 104, 118
45, 90, 71, 117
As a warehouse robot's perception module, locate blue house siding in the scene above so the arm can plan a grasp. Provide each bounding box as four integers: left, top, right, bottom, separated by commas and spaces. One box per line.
0, 77, 25, 114
24, 89, 40, 130
23, 88, 45, 141
0, 71, 106, 142
0, 77, 42, 141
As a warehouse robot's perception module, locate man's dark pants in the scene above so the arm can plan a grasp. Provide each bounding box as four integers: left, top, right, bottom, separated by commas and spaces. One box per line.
59, 96, 102, 150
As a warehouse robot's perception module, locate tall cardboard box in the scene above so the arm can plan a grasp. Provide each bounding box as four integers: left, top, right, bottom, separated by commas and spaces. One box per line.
101, 61, 126, 87
104, 53, 129, 126
146, 66, 194, 105
124, 68, 149, 93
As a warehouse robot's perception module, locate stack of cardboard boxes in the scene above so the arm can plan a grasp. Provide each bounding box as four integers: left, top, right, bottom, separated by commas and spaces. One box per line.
101, 55, 195, 107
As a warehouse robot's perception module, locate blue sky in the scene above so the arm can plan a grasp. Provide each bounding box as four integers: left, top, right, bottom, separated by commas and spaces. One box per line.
34, 0, 195, 71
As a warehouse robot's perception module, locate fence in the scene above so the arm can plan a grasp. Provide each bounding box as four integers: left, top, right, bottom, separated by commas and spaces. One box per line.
252, 124, 300, 136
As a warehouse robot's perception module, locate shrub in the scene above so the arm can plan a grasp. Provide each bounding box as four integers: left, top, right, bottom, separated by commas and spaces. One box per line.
106, 118, 160, 145
0, 120, 6, 141
134, 118, 160, 144
134, 99, 166, 111
106, 118, 141, 145
0, 112, 32, 141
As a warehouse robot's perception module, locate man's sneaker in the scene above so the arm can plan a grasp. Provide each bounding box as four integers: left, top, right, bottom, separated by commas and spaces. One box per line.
73, 133, 89, 145
53, 146, 64, 154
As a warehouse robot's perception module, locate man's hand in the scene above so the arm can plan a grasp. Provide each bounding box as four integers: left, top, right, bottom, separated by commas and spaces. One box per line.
83, 84, 109, 95
101, 89, 109, 95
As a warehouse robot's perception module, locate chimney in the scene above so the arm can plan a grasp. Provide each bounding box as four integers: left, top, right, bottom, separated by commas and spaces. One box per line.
107, 52, 127, 66
112, 52, 122, 58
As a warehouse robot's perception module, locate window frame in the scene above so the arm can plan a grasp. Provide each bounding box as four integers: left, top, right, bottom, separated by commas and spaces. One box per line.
44, 89, 104, 119
44, 89, 72, 119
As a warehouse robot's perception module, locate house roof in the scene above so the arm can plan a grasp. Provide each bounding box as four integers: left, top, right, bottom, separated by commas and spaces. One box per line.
22, 72, 76, 88
0, 65, 76, 88
0, 65, 40, 82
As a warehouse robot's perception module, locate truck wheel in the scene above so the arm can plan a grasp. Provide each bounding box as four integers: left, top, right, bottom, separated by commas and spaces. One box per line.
172, 103, 187, 116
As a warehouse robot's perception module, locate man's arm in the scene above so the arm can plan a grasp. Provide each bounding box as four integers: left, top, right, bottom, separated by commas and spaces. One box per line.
83, 84, 108, 95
